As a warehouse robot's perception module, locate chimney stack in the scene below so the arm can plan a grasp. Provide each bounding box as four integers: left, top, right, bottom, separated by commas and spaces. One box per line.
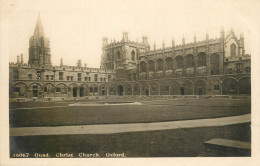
60, 58, 63, 66
20, 54, 23, 65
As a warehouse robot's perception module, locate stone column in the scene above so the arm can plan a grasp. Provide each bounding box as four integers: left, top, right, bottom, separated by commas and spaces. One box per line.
158, 85, 160, 96
131, 84, 134, 96
149, 84, 151, 96
169, 84, 171, 96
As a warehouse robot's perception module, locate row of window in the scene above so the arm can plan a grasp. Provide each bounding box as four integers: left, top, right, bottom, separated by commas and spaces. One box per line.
140, 54, 218, 72
228, 66, 250, 74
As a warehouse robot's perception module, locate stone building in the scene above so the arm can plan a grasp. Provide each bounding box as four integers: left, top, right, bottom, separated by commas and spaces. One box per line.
9, 15, 251, 99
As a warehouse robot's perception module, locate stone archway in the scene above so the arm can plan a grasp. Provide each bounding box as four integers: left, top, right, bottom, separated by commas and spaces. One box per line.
133, 83, 141, 96
12, 82, 28, 98
29, 83, 42, 98
222, 77, 238, 95
117, 85, 124, 96
194, 79, 206, 95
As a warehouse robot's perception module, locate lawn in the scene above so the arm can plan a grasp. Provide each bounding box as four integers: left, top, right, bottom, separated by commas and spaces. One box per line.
9, 98, 251, 127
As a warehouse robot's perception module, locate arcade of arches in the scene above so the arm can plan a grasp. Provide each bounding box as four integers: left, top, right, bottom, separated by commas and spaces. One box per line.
10, 76, 250, 98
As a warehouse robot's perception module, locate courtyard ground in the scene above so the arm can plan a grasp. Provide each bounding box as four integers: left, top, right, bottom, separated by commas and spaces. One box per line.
9, 97, 250, 127
9, 97, 251, 157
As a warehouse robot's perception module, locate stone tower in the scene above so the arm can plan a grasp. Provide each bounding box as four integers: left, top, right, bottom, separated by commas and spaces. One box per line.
28, 14, 52, 67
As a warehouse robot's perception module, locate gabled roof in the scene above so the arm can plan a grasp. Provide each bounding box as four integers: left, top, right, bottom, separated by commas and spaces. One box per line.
33, 14, 45, 38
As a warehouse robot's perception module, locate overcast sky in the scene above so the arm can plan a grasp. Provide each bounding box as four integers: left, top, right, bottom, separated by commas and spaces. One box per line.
4, 0, 260, 68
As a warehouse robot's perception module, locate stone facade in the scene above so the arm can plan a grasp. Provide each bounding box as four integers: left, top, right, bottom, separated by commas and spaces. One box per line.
9, 16, 251, 99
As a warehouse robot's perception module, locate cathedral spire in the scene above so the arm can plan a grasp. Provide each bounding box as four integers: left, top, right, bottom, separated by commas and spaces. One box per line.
33, 14, 45, 37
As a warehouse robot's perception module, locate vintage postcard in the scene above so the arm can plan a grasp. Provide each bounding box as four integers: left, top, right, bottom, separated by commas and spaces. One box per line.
1, 0, 260, 165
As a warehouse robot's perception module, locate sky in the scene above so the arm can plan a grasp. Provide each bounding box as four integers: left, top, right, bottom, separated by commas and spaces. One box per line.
3, 0, 260, 68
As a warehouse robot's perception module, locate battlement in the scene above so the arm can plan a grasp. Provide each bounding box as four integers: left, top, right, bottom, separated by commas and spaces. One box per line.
139, 37, 222, 56
104, 39, 148, 48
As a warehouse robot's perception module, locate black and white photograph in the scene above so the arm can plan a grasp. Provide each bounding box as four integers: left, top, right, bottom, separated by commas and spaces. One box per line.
1, 0, 260, 165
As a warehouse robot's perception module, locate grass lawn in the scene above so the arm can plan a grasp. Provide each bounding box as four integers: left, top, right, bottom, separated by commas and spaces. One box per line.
10, 123, 251, 157
9, 98, 251, 127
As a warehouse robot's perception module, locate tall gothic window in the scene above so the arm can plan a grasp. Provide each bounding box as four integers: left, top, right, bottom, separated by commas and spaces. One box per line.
131, 50, 135, 61
166, 57, 172, 70
157, 59, 163, 71
140, 61, 146, 73
117, 51, 121, 59
176, 56, 183, 69
185, 54, 194, 68
211, 54, 220, 75
230, 43, 236, 58
148, 60, 154, 72
197, 52, 206, 67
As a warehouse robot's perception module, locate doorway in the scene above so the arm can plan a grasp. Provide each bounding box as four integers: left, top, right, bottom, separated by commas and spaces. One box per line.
80, 87, 84, 97
180, 87, 184, 95
73, 87, 77, 97
118, 85, 123, 96
146, 89, 149, 96
198, 87, 202, 95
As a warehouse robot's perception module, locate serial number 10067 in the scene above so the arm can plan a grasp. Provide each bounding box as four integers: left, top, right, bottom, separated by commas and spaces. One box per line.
12, 153, 29, 157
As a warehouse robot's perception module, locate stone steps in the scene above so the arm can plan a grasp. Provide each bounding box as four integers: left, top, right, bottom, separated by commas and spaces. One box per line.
198, 138, 251, 157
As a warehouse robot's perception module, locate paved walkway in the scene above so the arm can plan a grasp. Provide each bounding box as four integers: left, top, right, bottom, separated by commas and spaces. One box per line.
10, 114, 251, 136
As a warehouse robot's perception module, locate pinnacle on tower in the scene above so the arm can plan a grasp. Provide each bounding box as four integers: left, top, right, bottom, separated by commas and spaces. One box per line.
162, 40, 165, 49
153, 41, 156, 50
206, 30, 209, 40
33, 14, 45, 38
172, 37, 175, 46
194, 33, 197, 43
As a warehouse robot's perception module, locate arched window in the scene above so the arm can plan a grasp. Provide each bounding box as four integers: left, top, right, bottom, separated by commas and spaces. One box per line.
148, 60, 154, 72
230, 43, 236, 58
117, 51, 121, 59
107, 53, 110, 61
197, 52, 206, 67
166, 57, 172, 70
131, 51, 135, 61
185, 54, 194, 68
211, 54, 220, 75
176, 56, 183, 69
140, 61, 146, 73
157, 59, 163, 71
